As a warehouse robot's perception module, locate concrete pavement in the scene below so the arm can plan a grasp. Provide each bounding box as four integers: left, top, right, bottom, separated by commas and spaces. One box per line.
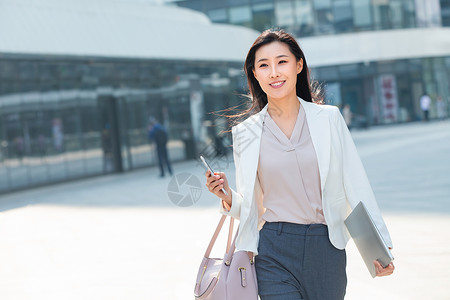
0, 120, 449, 299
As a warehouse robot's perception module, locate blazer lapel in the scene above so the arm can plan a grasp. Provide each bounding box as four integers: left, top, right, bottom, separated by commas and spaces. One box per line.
299, 97, 331, 194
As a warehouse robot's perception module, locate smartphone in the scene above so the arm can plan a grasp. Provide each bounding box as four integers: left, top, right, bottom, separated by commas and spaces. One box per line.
200, 155, 228, 196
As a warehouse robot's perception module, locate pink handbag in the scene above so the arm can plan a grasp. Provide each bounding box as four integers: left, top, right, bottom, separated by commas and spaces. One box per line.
194, 215, 258, 300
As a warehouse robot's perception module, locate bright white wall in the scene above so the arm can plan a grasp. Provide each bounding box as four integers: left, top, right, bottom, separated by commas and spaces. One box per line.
0, 0, 259, 62
300, 28, 450, 67
2, 0, 449, 67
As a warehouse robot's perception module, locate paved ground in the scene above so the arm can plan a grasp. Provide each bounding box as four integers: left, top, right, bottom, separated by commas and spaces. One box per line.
0, 120, 449, 300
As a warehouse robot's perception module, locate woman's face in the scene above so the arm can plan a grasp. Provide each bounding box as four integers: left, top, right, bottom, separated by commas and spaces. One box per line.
253, 41, 303, 102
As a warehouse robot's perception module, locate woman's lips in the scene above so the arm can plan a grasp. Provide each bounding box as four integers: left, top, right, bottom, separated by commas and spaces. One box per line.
269, 80, 286, 89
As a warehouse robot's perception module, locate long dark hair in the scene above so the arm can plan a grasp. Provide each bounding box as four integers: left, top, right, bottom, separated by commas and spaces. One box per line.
220, 29, 323, 127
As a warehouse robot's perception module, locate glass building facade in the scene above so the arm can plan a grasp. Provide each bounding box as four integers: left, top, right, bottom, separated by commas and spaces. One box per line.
0, 54, 245, 193
175, 0, 444, 36
441, 0, 450, 26
174, 0, 450, 126
311, 57, 450, 124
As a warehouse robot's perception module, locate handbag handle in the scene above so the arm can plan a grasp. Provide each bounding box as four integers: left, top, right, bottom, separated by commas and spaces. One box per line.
203, 215, 235, 258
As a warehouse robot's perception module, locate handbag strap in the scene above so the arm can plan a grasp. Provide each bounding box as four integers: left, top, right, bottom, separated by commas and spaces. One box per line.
224, 224, 238, 264
204, 215, 235, 258
224, 223, 254, 265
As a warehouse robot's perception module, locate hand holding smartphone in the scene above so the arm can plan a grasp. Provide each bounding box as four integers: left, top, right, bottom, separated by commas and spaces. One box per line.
200, 155, 229, 196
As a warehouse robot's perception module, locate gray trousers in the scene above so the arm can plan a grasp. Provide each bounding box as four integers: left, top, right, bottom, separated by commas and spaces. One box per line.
255, 222, 347, 300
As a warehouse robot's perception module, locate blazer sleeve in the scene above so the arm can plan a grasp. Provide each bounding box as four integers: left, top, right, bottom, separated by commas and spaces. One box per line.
333, 107, 394, 249
219, 125, 243, 220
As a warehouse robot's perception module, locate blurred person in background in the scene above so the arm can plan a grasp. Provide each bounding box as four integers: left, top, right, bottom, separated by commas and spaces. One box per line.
342, 104, 353, 130
205, 29, 394, 300
101, 124, 113, 172
436, 96, 447, 121
420, 93, 431, 122
52, 118, 64, 152
14, 136, 24, 159
148, 117, 173, 178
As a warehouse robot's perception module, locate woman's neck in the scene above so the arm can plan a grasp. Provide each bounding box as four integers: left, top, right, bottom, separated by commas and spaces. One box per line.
267, 94, 300, 119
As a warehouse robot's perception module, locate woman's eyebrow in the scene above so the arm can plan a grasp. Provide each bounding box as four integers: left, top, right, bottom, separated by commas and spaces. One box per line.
256, 54, 289, 63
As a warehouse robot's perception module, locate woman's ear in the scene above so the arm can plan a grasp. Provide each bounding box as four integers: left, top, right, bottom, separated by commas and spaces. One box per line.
252, 68, 257, 79
297, 58, 303, 74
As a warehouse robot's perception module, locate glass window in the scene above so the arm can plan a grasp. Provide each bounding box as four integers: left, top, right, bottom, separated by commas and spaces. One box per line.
415, 0, 428, 27
377, 60, 395, 73
0, 101, 8, 192
372, 0, 390, 30
316, 66, 339, 81
253, 2, 273, 11
26, 100, 50, 186
79, 91, 102, 175
333, 0, 352, 32
395, 60, 409, 73
360, 62, 376, 76
446, 57, 450, 69
414, 0, 441, 27
252, 3, 275, 32
0, 54, 245, 193
403, 0, 416, 28
313, 0, 333, 33
204, 0, 228, 10
229, 5, 252, 24
61, 98, 85, 178
275, 0, 295, 27
207, 8, 228, 22
293, 0, 314, 36
427, 0, 442, 26
7, 109, 30, 189
229, 0, 249, 4
442, 0, 450, 26
408, 58, 422, 72
176, 0, 203, 11
389, 0, 403, 28
314, 0, 331, 9
338, 64, 359, 79
324, 82, 342, 106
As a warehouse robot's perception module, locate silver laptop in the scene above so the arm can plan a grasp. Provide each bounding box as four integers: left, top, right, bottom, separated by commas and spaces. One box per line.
344, 201, 394, 278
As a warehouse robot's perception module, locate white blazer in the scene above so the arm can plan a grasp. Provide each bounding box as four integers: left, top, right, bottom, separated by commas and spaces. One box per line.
220, 97, 393, 255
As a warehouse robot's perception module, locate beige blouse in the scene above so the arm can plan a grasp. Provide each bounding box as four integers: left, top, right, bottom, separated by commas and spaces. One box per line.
257, 103, 326, 224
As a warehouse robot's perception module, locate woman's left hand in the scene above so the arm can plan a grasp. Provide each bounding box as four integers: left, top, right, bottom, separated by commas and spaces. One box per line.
374, 260, 395, 277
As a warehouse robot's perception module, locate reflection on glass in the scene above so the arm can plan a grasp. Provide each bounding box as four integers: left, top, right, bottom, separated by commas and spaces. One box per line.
47, 92, 68, 182
79, 91, 103, 176
389, 0, 404, 28
0, 56, 244, 193
333, 0, 352, 32
228, 0, 249, 5
314, 0, 332, 9
0, 100, 9, 191
402, 0, 416, 28
294, 0, 314, 36
372, 0, 390, 29
275, 0, 295, 27
229, 5, 252, 24
442, 0, 450, 26
207, 8, 228, 22
313, 0, 333, 33
252, 2, 274, 32
352, 0, 373, 28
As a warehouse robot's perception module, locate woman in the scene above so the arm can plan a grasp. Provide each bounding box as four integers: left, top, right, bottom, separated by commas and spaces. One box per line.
205, 29, 394, 300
